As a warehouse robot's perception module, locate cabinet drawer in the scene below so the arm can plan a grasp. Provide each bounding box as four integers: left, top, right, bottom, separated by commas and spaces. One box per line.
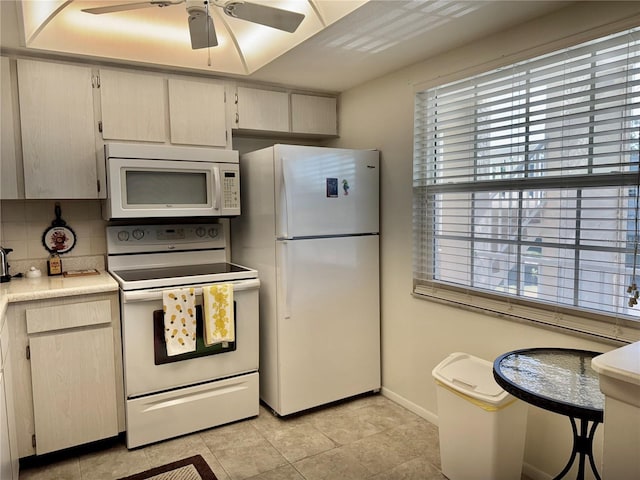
26, 300, 111, 334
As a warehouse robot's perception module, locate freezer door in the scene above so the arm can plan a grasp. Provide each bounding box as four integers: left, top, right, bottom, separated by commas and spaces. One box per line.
276, 146, 379, 238
275, 235, 380, 415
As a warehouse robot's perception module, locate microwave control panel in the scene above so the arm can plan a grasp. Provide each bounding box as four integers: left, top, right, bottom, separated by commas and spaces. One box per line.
222, 171, 240, 209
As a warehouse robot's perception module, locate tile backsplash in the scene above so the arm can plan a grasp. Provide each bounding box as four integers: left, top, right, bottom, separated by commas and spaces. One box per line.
1, 199, 107, 275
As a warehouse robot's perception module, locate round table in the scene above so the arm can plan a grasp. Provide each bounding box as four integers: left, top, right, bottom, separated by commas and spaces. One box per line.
493, 348, 604, 480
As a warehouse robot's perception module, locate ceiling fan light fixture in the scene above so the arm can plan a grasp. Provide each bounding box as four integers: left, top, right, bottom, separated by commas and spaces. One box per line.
185, 0, 208, 15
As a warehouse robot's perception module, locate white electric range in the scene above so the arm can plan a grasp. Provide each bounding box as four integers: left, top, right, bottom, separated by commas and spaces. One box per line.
107, 223, 259, 448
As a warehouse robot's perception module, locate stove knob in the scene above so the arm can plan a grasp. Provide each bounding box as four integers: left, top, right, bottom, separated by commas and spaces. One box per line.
117, 231, 130, 241
208, 227, 218, 238
195, 227, 206, 237
132, 229, 145, 240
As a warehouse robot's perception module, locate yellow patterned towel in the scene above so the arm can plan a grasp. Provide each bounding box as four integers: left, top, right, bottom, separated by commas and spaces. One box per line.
162, 287, 197, 356
203, 283, 234, 346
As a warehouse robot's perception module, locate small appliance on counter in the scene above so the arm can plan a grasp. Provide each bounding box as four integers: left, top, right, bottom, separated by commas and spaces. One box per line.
0, 246, 12, 282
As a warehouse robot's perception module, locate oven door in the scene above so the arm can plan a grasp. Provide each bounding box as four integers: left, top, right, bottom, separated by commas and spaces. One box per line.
120, 278, 259, 398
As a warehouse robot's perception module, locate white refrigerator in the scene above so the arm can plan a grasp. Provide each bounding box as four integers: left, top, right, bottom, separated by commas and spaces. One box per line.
231, 144, 380, 416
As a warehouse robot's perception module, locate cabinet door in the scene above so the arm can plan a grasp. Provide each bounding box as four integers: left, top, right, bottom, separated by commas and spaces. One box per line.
291, 94, 337, 136
1, 315, 18, 479
168, 78, 227, 147
1, 57, 21, 199
26, 300, 118, 455
17, 59, 98, 198
1, 372, 12, 480
100, 69, 166, 142
29, 326, 118, 454
3, 349, 18, 479
236, 87, 289, 132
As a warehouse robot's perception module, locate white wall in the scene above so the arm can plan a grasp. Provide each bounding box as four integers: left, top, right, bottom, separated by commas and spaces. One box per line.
332, 3, 640, 479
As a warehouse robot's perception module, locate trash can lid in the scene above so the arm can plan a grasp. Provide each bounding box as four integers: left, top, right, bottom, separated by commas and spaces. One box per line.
432, 352, 511, 406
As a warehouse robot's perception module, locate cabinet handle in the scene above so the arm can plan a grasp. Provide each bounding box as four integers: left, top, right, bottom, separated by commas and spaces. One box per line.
26, 345, 30, 359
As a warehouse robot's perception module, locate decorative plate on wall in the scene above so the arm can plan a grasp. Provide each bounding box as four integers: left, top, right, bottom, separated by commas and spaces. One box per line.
42, 203, 76, 254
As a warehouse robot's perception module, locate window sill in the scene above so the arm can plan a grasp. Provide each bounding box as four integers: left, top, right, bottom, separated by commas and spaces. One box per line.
412, 286, 639, 346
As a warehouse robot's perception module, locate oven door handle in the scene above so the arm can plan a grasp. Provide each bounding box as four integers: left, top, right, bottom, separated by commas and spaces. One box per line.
120, 278, 260, 303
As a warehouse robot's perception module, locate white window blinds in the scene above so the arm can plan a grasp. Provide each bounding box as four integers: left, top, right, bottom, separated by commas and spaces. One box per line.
413, 27, 640, 343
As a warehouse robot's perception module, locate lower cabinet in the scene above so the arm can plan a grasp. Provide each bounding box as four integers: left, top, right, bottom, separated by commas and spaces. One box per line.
8, 293, 124, 457
1, 309, 19, 479
1, 370, 13, 479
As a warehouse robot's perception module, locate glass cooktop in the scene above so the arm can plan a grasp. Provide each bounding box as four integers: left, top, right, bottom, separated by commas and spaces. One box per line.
114, 263, 252, 282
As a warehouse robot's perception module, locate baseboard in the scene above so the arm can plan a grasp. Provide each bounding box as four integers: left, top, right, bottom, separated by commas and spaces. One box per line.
380, 387, 439, 426
522, 463, 552, 480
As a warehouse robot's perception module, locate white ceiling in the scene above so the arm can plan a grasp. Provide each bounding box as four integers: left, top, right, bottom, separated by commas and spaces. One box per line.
1, 1, 572, 92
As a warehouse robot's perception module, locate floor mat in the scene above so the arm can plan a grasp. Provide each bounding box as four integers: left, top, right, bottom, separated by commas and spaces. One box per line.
116, 455, 217, 480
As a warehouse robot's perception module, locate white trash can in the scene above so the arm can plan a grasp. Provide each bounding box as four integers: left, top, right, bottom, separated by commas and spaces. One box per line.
432, 352, 528, 480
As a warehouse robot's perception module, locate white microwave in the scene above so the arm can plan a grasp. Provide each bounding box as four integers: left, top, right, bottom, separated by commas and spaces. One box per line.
103, 143, 240, 219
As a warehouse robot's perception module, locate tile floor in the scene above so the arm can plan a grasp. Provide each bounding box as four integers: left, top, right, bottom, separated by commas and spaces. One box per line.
18, 394, 447, 480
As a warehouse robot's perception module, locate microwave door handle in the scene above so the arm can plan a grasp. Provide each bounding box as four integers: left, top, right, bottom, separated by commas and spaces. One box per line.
213, 167, 221, 211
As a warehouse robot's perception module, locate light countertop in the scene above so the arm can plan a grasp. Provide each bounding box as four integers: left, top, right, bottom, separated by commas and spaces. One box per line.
592, 341, 640, 386
0, 270, 118, 313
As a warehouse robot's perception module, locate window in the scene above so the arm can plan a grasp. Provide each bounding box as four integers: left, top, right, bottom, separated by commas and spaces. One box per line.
413, 28, 640, 342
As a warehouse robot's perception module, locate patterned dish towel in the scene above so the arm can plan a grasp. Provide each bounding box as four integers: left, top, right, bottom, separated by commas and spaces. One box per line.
203, 283, 235, 346
162, 287, 197, 356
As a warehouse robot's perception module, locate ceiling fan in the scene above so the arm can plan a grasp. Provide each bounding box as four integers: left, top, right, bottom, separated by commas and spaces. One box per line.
81, 0, 306, 49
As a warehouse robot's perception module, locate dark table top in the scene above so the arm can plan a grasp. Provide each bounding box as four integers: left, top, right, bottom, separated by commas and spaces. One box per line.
493, 348, 604, 422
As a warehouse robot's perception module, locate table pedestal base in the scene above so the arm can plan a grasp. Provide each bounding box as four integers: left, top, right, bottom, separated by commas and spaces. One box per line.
553, 418, 601, 480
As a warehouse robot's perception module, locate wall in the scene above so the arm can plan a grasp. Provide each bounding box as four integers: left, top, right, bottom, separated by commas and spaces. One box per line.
332, 2, 640, 479
0, 200, 107, 275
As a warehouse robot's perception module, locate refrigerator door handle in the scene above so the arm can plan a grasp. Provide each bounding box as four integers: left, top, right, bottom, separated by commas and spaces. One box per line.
281, 157, 294, 239
280, 240, 292, 319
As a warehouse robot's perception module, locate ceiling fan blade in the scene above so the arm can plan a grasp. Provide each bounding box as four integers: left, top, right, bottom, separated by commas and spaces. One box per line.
82, 1, 182, 15
82, 1, 156, 14
188, 12, 218, 49
223, 1, 304, 33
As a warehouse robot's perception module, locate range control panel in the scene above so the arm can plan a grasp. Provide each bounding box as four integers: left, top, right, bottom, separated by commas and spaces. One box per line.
106, 223, 225, 254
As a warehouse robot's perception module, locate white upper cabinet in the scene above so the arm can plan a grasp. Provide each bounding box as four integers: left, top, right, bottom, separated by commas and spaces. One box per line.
99, 69, 166, 143
17, 59, 99, 199
168, 77, 227, 147
234, 86, 338, 137
235, 86, 290, 133
1, 57, 21, 199
291, 94, 337, 136
99, 69, 229, 148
